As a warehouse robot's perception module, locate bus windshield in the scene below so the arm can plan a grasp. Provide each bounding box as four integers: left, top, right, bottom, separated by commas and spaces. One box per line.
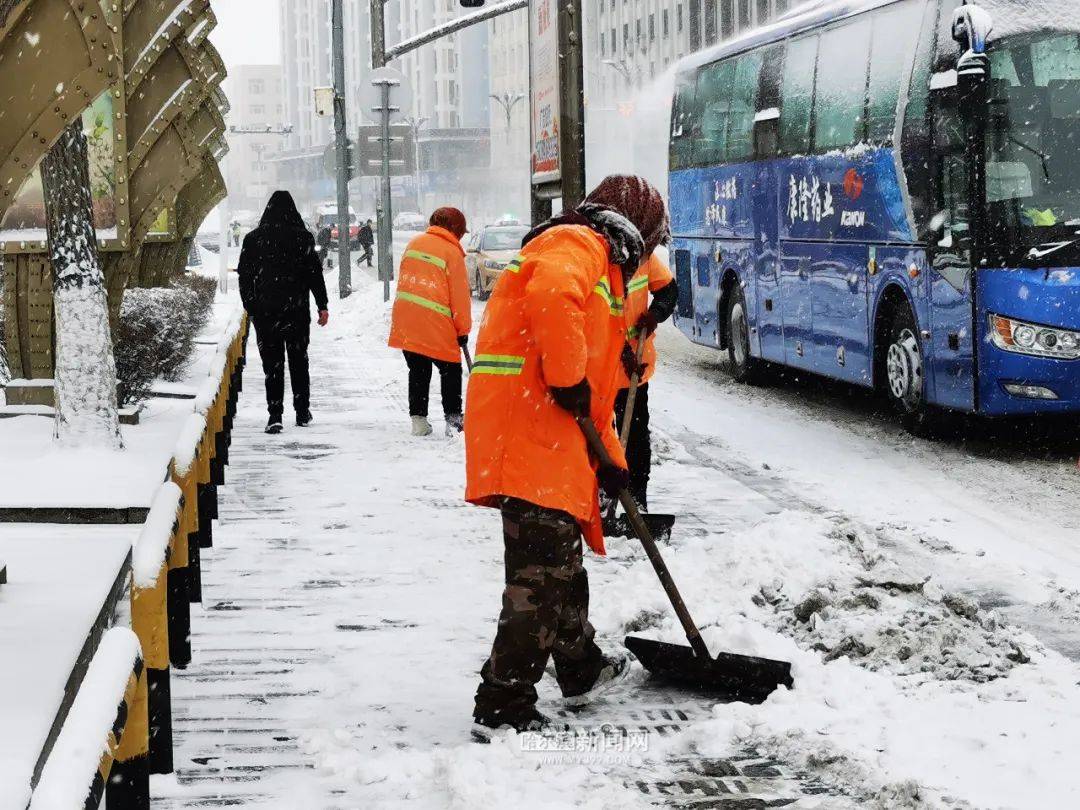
985, 32, 1080, 260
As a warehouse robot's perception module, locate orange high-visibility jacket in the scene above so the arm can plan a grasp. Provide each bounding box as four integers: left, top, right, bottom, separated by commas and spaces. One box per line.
388, 226, 472, 363
619, 252, 675, 388
464, 224, 629, 555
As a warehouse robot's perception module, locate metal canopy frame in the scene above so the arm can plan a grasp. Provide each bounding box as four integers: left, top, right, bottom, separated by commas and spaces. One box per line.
0, 0, 126, 245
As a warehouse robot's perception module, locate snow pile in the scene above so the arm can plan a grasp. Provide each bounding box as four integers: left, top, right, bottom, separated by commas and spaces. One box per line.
778, 523, 1032, 683
303, 728, 654, 809
591, 509, 1080, 806
30, 628, 141, 810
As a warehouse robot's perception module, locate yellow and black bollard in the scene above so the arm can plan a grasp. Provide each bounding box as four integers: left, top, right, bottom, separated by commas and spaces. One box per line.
104, 657, 149, 809
167, 500, 193, 668
131, 558, 174, 774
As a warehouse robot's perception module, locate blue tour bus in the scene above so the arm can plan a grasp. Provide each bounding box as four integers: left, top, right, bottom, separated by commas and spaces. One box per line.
668, 0, 1080, 429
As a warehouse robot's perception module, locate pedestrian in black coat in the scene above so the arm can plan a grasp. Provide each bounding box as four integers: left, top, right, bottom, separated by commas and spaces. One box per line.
238, 190, 330, 434
358, 219, 374, 267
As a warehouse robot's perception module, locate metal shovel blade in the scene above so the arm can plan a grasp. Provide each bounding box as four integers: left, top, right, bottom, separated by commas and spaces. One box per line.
625, 636, 794, 704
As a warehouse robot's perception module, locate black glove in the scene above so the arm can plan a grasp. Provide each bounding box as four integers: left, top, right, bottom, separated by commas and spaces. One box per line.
550, 378, 591, 417
597, 462, 630, 498
635, 310, 659, 338
621, 344, 648, 380
458, 335, 469, 347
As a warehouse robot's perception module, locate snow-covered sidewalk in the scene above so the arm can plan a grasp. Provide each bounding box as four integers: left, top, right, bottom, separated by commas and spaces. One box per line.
156, 271, 1080, 809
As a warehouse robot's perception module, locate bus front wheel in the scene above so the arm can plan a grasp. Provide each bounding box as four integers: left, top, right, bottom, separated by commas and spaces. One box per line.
881, 306, 953, 436
726, 286, 760, 384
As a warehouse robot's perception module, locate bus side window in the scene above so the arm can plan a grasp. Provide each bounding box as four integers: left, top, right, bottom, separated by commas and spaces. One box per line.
867, 0, 925, 144
934, 97, 972, 253
694, 59, 736, 165
728, 50, 764, 163
755, 44, 784, 159
814, 17, 873, 151
780, 35, 819, 154
670, 73, 699, 170
901, 0, 942, 237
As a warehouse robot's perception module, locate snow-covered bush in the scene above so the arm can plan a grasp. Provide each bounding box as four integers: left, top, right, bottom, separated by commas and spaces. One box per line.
114, 276, 214, 405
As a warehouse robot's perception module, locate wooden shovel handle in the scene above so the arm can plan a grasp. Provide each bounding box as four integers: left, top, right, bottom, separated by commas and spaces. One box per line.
577, 416, 712, 660
619, 336, 648, 448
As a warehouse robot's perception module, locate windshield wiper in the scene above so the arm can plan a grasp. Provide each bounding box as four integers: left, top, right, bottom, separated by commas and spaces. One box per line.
1008, 135, 1051, 181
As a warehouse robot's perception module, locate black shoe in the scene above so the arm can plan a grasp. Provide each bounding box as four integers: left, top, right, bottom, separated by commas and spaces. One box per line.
265, 419, 283, 435
471, 709, 559, 743
562, 653, 632, 707
296, 410, 313, 427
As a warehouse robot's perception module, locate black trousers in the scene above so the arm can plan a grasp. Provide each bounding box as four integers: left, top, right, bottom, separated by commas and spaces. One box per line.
404, 351, 462, 417
360, 244, 373, 266
614, 383, 651, 509
254, 316, 310, 420
474, 498, 605, 723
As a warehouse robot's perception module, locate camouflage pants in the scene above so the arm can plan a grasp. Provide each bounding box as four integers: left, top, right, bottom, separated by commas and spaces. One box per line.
473, 498, 606, 723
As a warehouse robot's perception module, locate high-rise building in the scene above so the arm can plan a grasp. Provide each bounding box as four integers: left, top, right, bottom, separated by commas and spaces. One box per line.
486, 9, 530, 220
222, 65, 286, 219
586, 0, 787, 117
395, 0, 490, 129
275, 0, 493, 217
583, 0, 786, 192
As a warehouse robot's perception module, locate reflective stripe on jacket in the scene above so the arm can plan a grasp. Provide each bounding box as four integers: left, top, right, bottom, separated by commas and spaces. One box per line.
464, 224, 629, 555
619, 252, 675, 388
388, 226, 472, 363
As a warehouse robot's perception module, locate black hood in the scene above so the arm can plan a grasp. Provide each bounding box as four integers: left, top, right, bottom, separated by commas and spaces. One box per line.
522, 203, 645, 282
260, 190, 305, 229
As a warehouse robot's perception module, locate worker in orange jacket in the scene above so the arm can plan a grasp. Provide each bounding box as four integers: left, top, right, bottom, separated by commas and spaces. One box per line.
388, 207, 472, 437
608, 251, 678, 524
465, 176, 670, 736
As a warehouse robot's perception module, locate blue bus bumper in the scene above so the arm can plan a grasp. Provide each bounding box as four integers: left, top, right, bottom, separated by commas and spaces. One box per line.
977, 267, 1080, 416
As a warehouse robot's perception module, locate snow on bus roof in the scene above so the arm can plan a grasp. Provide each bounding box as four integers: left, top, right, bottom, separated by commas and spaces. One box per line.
677, 0, 1080, 75
676, 0, 902, 73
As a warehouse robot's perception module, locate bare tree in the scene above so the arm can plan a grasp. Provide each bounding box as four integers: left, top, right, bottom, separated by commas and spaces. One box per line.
41, 120, 122, 448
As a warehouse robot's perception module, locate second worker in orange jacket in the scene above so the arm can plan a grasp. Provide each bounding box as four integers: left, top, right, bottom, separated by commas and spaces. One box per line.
466, 176, 671, 735
388, 207, 473, 437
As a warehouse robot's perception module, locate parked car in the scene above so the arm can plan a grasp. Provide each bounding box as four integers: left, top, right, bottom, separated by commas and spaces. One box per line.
393, 211, 427, 232
311, 203, 359, 249
466, 225, 529, 301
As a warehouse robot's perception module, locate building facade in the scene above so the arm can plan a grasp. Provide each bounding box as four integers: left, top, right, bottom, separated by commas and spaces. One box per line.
222, 65, 286, 220
275, 0, 493, 218
583, 0, 787, 192
486, 8, 530, 221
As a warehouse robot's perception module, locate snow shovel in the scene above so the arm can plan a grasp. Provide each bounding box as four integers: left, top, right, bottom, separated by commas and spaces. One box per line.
578, 416, 793, 703
461, 343, 474, 373
605, 337, 676, 542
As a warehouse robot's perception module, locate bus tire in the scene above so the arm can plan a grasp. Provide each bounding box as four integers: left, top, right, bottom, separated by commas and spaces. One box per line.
725, 285, 760, 384
882, 305, 939, 432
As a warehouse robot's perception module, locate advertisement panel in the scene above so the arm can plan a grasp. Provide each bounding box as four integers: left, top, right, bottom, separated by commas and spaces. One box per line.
529, 0, 560, 185
0, 91, 124, 250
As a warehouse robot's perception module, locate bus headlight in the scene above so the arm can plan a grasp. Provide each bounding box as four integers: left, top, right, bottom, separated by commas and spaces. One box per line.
990, 314, 1080, 360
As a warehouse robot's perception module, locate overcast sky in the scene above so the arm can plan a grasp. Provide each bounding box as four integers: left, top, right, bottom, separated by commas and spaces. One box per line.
210, 0, 281, 67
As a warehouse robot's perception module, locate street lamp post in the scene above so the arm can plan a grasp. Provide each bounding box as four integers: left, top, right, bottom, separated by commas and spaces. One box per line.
490, 92, 524, 142
403, 116, 427, 212
332, 0, 352, 298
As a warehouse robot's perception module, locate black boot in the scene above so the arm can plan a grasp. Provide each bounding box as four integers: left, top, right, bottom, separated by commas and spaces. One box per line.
296, 409, 313, 427
265, 417, 283, 434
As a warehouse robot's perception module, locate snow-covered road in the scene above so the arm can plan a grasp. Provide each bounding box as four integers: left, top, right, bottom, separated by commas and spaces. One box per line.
155, 268, 1080, 809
